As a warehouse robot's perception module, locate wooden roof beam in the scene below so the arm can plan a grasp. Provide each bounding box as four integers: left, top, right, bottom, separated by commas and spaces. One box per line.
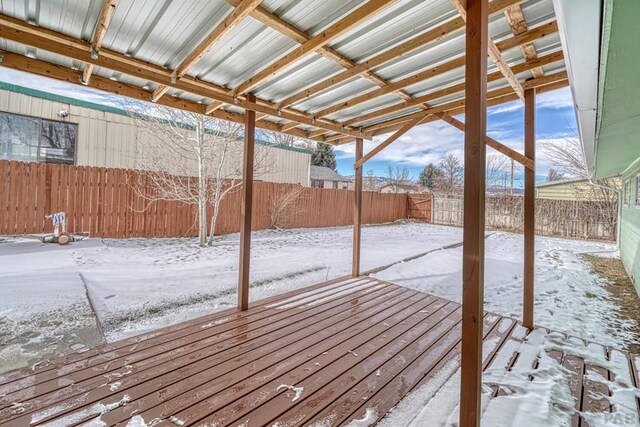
0, 49, 332, 144
231, 0, 397, 95
358, 72, 567, 135
312, 21, 557, 120
343, 50, 563, 128
0, 14, 364, 139
328, 77, 569, 145
504, 5, 544, 78
364, 76, 568, 137
82, 0, 117, 85
436, 112, 533, 170
275, 0, 525, 110
354, 112, 432, 169
152, 0, 263, 102
450, 0, 525, 101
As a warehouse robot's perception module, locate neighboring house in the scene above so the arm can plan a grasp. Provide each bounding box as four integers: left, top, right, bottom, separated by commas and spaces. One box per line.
0, 82, 311, 186
309, 165, 350, 189
380, 183, 429, 194
535, 178, 616, 201
559, 0, 640, 289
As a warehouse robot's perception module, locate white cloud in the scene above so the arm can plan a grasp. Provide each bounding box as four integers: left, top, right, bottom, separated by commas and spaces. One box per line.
334, 120, 465, 167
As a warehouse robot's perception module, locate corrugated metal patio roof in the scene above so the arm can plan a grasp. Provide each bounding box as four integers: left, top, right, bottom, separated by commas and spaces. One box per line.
0, 0, 567, 145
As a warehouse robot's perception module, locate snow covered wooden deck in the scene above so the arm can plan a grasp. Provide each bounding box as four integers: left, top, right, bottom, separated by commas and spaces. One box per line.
0, 276, 637, 426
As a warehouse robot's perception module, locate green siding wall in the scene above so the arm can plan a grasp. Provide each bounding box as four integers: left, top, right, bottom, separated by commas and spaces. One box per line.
620, 160, 640, 293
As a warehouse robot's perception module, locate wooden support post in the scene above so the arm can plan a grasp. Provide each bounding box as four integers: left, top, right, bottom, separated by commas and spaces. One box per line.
459, 0, 488, 426
352, 138, 363, 277
238, 93, 256, 311
523, 87, 535, 329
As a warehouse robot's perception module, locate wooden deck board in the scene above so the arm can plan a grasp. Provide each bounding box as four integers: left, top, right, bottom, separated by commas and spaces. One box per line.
0, 276, 637, 427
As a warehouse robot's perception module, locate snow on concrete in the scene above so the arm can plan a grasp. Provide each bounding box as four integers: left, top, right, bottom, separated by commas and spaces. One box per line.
375, 231, 634, 349
0, 239, 104, 373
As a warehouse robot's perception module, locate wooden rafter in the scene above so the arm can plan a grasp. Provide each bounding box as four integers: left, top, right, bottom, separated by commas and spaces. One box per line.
275, 0, 524, 110
504, 5, 545, 78
435, 112, 534, 170
0, 49, 330, 144
231, 0, 397, 95
354, 111, 432, 169
312, 21, 557, 121
361, 72, 565, 133
450, 0, 524, 101
341, 51, 564, 128
495, 20, 557, 52
82, 0, 117, 85
208, 0, 414, 119
152, 0, 263, 102
0, 13, 364, 139
326, 76, 568, 144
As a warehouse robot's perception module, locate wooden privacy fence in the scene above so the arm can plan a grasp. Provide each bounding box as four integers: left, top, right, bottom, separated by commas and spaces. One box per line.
0, 160, 409, 238
406, 194, 432, 223
432, 194, 617, 241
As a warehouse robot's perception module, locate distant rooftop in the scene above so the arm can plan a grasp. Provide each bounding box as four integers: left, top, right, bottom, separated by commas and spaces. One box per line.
310, 165, 349, 182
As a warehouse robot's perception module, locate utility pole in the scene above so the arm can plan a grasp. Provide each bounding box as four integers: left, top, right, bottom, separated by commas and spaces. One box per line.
510, 158, 514, 195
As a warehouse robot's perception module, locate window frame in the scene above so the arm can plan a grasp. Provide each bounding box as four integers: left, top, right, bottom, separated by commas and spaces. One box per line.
636, 175, 640, 208
0, 110, 78, 165
623, 180, 631, 206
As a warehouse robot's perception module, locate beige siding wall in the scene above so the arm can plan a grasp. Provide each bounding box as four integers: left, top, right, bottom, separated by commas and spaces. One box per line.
0, 89, 310, 185
536, 180, 607, 201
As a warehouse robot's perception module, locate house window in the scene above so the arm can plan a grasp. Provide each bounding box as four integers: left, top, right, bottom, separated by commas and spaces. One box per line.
0, 111, 77, 164
636, 176, 640, 207
623, 180, 630, 206
311, 179, 324, 188
332, 181, 339, 189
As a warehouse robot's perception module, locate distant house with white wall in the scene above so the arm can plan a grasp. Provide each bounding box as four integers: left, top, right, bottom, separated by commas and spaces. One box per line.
310, 165, 350, 189
0, 82, 311, 186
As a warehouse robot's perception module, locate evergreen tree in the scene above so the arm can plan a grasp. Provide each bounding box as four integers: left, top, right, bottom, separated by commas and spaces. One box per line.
418, 163, 442, 189
312, 142, 337, 170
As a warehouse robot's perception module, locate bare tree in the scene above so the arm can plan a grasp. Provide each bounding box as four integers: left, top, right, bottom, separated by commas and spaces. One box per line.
269, 185, 306, 229
543, 136, 619, 236
434, 154, 464, 194
486, 153, 509, 192
385, 165, 411, 192
364, 169, 379, 191
547, 168, 565, 182
125, 101, 274, 246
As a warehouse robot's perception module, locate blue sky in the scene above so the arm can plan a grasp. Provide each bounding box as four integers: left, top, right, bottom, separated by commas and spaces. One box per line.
333, 87, 578, 186
0, 68, 578, 187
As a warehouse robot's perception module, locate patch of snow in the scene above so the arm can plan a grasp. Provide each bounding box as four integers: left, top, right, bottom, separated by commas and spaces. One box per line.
169, 415, 185, 426
345, 407, 377, 427
348, 350, 358, 357
375, 231, 633, 349
377, 357, 460, 427
38, 394, 130, 427
277, 384, 304, 402
109, 381, 122, 391
126, 415, 148, 427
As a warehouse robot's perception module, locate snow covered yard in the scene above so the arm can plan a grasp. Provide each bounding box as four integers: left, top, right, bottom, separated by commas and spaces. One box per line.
374, 231, 635, 349
0, 222, 463, 373
0, 221, 637, 386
